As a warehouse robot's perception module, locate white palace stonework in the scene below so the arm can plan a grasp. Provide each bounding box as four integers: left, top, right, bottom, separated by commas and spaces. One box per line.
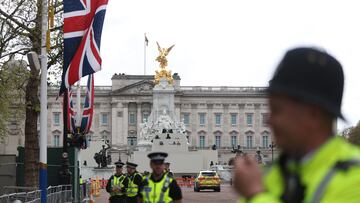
1, 73, 277, 165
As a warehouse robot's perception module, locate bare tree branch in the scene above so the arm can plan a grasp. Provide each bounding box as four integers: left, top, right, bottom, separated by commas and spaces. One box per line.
0, 8, 33, 34
48, 50, 62, 68
1, 48, 31, 58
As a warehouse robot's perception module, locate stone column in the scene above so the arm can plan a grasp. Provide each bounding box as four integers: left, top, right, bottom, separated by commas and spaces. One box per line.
137, 103, 141, 140
190, 103, 197, 131
207, 103, 213, 148
254, 103, 261, 147
223, 104, 229, 148
122, 102, 129, 145
238, 103, 245, 147
111, 102, 118, 145
189, 103, 197, 147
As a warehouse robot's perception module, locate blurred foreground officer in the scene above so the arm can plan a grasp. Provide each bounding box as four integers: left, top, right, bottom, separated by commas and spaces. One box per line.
106, 161, 129, 203
139, 152, 182, 203
126, 161, 142, 203
233, 47, 360, 203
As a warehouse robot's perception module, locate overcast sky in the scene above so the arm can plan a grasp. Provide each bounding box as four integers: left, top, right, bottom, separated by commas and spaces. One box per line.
94, 0, 360, 131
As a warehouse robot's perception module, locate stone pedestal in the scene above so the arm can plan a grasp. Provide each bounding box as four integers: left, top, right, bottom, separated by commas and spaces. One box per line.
80, 166, 115, 180
137, 140, 152, 152
132, 149, 218, 175
133, 76, 219, 175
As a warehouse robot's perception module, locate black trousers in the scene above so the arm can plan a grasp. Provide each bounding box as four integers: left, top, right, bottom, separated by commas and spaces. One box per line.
126, 196, 138, 203
109, 195, 127, 203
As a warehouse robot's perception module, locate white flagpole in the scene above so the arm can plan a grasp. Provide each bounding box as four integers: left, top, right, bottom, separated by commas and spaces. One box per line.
39, 0, 48, 202
74, 80, 81, 202
76, 81, 81, 126
144, 33, 147, 75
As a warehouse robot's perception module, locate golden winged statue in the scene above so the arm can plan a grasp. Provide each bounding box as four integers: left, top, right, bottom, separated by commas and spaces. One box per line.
156, 42, 175, 69
154, 42, 175, 85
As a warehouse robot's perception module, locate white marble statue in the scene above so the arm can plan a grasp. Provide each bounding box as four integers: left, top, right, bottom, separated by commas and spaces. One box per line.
157, 109, 173, 130
139, 118, 153, 141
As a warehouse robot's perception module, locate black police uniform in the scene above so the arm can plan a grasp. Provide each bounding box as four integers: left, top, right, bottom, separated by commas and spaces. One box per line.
125, 161, 143, 203
138, 152, 182, 203
106, 161, 129, 203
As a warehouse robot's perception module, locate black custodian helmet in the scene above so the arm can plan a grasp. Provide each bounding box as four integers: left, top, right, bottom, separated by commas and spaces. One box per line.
267, 47, 345, 119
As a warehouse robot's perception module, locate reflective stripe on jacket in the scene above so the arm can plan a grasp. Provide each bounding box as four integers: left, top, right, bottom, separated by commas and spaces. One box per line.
238, 137, 360, 203
111, 175, 126, 196
141, 174, 173, 203
127, 172, 142, 197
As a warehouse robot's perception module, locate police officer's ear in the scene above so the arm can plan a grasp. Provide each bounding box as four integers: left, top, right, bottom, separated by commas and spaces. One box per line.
306, 104, 334, 130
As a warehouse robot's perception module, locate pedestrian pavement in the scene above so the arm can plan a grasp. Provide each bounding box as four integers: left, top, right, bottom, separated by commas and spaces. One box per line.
94, 189, 109, 202
95, 184, 238, 203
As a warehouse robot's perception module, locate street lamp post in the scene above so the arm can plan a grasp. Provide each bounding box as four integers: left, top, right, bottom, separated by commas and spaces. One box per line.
269, 142, 276, 163
255, 146, 262, 164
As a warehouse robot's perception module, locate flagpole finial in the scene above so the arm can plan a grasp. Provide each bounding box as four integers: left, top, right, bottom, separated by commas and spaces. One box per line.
144, 33, 149, 46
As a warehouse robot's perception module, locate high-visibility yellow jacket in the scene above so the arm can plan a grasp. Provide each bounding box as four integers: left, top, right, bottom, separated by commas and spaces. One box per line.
239, 137, 360, 203
127, 172, 142, 197
110, 175, 126, 197
141, 174, 174, 203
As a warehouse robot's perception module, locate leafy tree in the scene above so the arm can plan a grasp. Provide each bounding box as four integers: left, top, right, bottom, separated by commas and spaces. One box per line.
0, 0, 63, 187
340, 127, 352, 138
0, 59, 28, 138
348, 121, 360, 146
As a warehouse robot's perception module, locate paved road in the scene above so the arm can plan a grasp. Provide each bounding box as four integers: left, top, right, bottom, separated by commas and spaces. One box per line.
95, 184, 239, 203
182, 185, 238, 202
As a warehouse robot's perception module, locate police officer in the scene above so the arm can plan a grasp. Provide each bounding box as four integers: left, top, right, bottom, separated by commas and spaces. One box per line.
233, 47, 360, 203
79, 175, 85, 198
164, 162, 173, 177
106, 161, 129, 203
139, 152, 182, 203
125, 161, 142, 203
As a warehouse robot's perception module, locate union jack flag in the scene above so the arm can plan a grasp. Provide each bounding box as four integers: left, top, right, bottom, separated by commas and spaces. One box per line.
67, 74, 94, 134
80, 74, 94, 134
60, 0, 108, 94
67, 88, 77, 133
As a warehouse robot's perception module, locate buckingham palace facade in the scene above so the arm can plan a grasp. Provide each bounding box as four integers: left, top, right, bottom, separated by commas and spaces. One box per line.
1, 73, 275, 164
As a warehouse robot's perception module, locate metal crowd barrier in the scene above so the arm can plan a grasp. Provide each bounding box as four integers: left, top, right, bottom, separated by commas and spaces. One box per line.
0, 190, 41, 203
0, 186, 38, 196
0, 185, 72, 203
46, 185, 72, 203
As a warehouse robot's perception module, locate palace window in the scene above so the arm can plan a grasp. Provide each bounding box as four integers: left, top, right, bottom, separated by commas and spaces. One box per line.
262, 113, 269, 126
129, 113, 136, 124
53, 113, 60, 126
128, 137, 137, 146
54, 135, 60, 147
246, 134, 253, 148
199, 135, 205, 149
215, 135, 221, 148
101, 113, 109, 125
246, 113, 253, 126
199, 113, 206, 125
231, 114, 237, 125
262, 132, 270, 148
230, 132, 237, 147
215, 114, 221, 125
183, 114, 190, 125
142, 112, 149, 122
